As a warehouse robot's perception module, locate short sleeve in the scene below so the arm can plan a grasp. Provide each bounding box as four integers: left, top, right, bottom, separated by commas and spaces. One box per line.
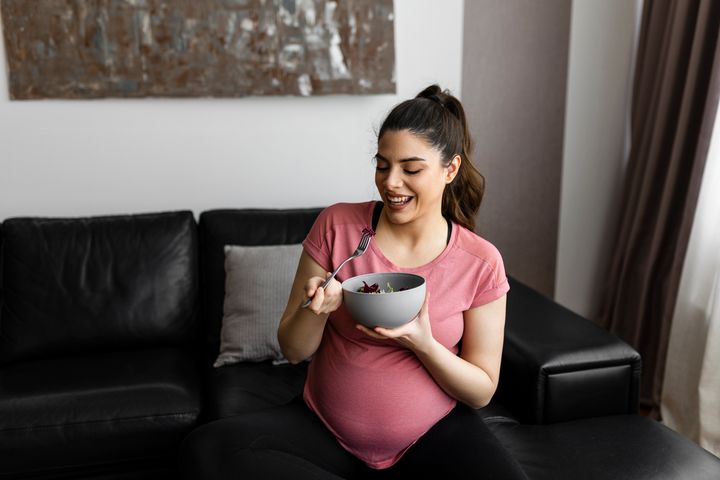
302, 207, 334, 273
469, 245, 510, 308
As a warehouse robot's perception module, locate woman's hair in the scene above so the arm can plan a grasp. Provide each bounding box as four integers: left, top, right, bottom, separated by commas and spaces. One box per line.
378, 84, 485, 231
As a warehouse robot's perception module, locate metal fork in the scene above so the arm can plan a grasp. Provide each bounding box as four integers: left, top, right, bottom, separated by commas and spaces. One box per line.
301, 230, 373, 308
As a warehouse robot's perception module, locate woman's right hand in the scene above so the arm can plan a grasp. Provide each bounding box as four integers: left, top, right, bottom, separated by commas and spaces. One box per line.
304, 272, 343, 315
279, 252, 337, 363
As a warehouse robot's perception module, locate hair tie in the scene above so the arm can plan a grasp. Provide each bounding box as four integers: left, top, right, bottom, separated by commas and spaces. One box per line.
427, 94, 444, 107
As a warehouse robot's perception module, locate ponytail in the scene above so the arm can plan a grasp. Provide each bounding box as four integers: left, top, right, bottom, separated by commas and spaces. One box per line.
378, 85, 485, 231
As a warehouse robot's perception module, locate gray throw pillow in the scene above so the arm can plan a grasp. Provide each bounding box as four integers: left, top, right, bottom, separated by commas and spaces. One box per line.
214, 243, 303, 366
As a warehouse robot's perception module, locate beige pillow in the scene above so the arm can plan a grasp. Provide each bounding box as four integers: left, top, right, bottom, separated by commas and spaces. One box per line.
214, 243, 303, 366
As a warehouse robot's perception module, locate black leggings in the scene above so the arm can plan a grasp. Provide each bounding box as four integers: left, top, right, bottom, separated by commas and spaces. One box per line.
179, 395, 528, 479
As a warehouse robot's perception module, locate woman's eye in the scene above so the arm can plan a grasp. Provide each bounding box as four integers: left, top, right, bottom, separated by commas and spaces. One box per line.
374, 166, 420, 175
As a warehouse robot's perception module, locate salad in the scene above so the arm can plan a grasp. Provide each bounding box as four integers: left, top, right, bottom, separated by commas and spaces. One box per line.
357, 281, 408, 294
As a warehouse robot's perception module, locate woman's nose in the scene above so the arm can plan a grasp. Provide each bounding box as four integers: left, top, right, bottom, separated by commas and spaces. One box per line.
383, 168, 403, 188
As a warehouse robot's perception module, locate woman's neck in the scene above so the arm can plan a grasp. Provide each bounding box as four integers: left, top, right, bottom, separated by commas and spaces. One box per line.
378, 209, 448, 250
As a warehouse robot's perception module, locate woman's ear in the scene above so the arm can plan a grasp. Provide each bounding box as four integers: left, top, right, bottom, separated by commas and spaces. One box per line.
446, 155, 462, 183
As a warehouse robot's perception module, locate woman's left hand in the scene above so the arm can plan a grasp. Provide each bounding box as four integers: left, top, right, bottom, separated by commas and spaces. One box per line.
355, 291, 435, 354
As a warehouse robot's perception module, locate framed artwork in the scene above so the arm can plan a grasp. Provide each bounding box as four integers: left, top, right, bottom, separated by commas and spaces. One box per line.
0, 0, 396, 99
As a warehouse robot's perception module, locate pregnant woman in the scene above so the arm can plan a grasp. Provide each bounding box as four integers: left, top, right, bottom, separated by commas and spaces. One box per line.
189, 85, 529, 479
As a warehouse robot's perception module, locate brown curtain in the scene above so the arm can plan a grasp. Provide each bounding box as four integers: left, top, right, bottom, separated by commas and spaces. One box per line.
596, 0, 720, 419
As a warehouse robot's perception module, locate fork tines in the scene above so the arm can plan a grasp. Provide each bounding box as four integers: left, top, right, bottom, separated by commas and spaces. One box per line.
360, 232, 371, 250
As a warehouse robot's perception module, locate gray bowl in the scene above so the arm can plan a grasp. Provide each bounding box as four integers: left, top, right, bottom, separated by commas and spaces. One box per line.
341, 272, 426, 329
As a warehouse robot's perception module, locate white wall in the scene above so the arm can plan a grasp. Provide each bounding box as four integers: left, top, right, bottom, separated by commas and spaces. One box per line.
0, 0, 464, 222
1, 0, 644, 319
555, 0, 641, 317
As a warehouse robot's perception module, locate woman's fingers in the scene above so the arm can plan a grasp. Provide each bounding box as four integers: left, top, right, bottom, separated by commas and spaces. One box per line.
374, 325, 404, 338
367, 292, 430, 338
355, 324, 387, 339
303, 272, 342, 314
310, 286, 325, 313
304, 274, 330, 304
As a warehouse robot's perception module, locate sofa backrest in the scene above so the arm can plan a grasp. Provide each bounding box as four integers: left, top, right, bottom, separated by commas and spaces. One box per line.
0, 223, 3, 345
0, 211, 199, 365
198, 208, 321, 357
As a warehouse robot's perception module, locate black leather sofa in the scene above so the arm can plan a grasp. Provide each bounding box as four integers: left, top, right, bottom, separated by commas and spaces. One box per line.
1, 208, 718, 479
0, 211, 203, 479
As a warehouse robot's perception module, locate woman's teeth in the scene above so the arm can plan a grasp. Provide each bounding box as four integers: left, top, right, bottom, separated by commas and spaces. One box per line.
388, 196, 412, 205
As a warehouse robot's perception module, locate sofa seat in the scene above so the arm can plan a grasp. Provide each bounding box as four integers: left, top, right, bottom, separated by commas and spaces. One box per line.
184, 390, 720, 480
489, 414, 720, 480
202, 354, 309, 421
0, 347, 202, 476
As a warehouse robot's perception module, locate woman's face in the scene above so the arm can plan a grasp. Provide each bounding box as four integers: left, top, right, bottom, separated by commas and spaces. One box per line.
375, 129, 459, 226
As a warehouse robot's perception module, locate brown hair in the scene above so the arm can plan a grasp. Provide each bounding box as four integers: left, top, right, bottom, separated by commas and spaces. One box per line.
377, 85, 485, 231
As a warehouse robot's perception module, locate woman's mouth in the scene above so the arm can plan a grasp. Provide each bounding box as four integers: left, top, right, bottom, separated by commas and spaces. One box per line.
387, 195, 413, 207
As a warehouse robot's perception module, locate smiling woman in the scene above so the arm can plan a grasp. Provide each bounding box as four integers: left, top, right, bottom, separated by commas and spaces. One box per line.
375, 85, 485, 232
202, 85, 528, 479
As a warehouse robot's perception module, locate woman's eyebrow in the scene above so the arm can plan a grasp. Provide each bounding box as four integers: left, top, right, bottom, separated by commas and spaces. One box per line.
374, 153, 427, 163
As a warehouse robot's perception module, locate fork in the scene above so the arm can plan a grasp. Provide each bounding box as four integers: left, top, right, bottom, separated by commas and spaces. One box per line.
301, 229, 373, 308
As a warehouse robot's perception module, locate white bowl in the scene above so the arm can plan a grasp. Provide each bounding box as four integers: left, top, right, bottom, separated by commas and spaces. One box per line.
341, 272, 426, 329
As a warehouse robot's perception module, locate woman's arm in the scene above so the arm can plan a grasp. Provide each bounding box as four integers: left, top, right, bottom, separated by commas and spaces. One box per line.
418, 295, 506, 408
277, 251, 343, 364
357, 293, 507, 409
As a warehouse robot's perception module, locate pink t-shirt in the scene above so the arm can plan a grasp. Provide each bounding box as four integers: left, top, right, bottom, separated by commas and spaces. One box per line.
302, 201, 510, 469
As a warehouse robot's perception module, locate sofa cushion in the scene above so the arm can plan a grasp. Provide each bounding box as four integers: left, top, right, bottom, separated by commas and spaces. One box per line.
0, 211, 199, 364
203, 353, 308, 421
215, 243, 303, 365
488, 414, 720, 480
0, 347, 201, 475
198, 208, 321, 357
476, 400, 520, 426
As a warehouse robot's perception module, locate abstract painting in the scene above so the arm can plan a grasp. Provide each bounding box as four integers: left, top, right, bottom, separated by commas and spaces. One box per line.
0, 0, 396, 99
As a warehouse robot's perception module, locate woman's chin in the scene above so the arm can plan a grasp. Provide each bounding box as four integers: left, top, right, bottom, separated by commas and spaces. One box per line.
385, 209, 416, 225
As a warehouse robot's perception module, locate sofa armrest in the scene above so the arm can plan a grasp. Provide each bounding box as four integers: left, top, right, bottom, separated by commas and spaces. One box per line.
495, 276, 641, 424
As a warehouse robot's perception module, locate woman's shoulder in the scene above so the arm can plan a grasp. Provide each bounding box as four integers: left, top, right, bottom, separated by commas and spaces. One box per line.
318, 201, 375, 224
452, 224, 504, 265
305, 201, 375, 260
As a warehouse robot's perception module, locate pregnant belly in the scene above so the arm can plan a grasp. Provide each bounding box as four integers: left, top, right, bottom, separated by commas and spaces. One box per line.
303, 349, 456, 468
